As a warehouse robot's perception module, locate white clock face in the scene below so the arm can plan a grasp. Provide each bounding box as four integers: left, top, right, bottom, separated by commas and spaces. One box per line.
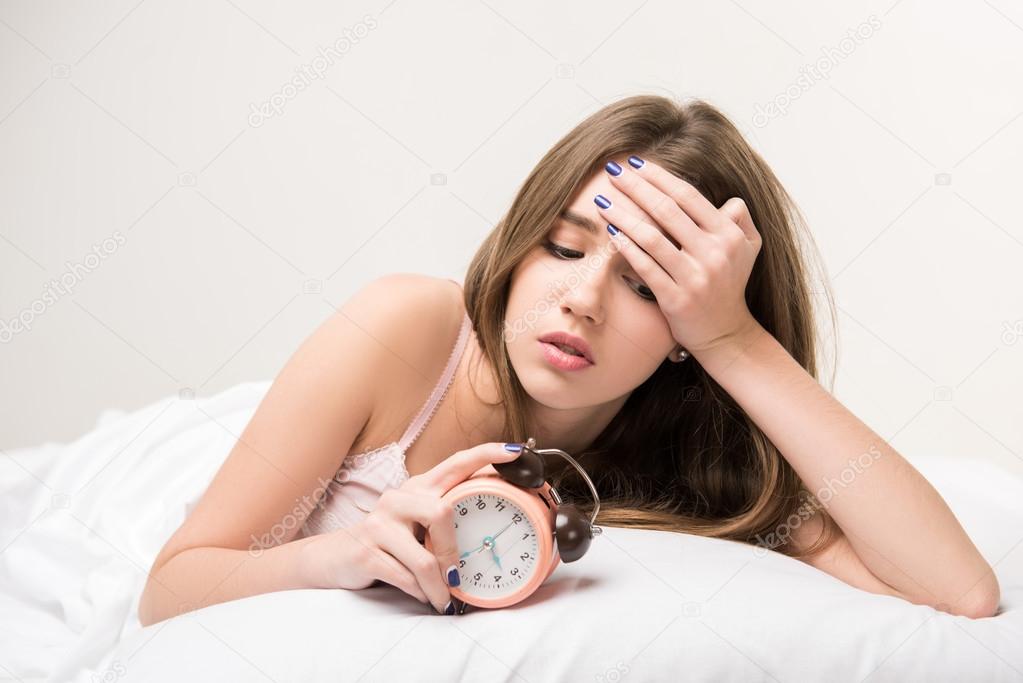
452, 492, 539, 599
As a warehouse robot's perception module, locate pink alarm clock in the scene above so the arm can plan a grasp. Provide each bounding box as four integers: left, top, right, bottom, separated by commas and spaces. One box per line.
423, 437, 603, 613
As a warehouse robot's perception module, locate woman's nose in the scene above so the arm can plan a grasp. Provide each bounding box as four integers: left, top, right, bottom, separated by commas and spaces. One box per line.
558, 269, 607, 324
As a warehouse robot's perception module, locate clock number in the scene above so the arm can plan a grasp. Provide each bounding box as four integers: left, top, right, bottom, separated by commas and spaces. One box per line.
458, 559, 465, 568
473, 571, 483, 582
493, 575, 501, 583
457, 507, 467, 516
510, 568, 519, 576
521, 532, 529, 540
496, 501, 506, 512
475, 498, 486, 510
519, 552, 531, 561
512, 513, 522, 524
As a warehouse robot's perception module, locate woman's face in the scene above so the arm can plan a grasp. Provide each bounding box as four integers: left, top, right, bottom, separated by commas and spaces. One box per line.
504, 160, 679, 413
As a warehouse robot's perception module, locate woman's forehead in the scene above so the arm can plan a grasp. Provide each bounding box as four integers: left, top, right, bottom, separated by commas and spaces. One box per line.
561, 169, 679, 248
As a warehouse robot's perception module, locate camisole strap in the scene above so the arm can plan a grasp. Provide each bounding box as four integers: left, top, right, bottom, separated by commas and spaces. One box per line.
397, 308, 472, 452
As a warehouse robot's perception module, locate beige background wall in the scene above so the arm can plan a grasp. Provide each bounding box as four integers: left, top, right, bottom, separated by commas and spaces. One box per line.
2, 0, 1022, 477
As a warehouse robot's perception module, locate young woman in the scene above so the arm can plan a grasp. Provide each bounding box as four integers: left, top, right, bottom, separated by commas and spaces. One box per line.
139, 95, 1000, 625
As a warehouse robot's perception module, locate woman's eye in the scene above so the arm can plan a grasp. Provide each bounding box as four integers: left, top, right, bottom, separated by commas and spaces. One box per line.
634, 283, 657, 302
542, 240, 656, 302
542, 240, 582, 260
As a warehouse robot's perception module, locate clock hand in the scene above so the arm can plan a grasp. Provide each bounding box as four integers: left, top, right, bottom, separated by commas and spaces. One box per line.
460, 534, 496, 559
489, 519, 515, 542
461, 514, 517, 561
490, 547, 502, 570
460, 543, 487, 559
475, 533, 532, 576
495, 532, 532, 561
483, 520, 518, 569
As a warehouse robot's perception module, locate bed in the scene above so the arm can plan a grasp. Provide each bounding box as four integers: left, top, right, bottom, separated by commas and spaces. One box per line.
2, 381, 1021, 682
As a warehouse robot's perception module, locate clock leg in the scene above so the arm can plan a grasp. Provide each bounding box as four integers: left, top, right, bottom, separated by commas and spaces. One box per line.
454, 597, 470, 615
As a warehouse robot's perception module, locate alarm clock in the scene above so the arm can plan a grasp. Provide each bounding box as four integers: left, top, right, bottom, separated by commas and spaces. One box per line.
423, 437, 603, 613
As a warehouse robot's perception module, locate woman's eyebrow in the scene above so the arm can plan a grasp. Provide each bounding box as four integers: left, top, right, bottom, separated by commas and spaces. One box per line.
559, 210, 599, 234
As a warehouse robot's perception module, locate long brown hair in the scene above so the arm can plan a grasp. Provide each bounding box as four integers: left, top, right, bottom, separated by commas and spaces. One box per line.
463, 94, 839, 559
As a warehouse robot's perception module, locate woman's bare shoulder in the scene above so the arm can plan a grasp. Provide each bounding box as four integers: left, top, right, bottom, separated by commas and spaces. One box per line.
142, 273, 462, 584
346, 274, 467, 443
355, 273, 465, 378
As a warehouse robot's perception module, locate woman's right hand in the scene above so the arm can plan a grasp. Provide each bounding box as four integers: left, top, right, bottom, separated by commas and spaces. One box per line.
303, 442, 524, 614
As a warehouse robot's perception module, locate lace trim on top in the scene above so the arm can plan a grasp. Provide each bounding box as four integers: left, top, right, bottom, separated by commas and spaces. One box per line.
339, 441, 408, 484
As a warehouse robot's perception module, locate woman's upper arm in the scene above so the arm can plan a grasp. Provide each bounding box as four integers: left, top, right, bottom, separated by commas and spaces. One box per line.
148, 273, 453, 573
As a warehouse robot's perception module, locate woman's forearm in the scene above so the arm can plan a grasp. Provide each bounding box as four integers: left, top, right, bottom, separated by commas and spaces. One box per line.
692, 321, 999, 616
138, 534, 323, 626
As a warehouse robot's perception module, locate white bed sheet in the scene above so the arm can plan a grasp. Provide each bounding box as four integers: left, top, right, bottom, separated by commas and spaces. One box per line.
1, 381, 1021, 682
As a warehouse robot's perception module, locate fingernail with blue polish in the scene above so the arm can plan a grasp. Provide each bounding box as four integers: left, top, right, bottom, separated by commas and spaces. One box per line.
504, 443, 522, 452
628, 155, 645, 169
607, 223, 620, 236
446, 564, 460, 587
605, 160, 622, 176
594, 194, 611, 209
443, 600, 455, 615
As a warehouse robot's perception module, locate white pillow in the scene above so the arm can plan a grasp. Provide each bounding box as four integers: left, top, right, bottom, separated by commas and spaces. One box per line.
10, 381, 1015, 682
98, 454, 1023, 683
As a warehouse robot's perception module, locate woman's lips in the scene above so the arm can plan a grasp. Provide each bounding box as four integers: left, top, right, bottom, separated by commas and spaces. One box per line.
538, 341, 594, 371
537, 331, 594, 363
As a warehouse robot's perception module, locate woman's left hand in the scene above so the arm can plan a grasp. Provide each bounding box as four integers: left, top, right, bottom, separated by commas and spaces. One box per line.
595, 156, 763, 356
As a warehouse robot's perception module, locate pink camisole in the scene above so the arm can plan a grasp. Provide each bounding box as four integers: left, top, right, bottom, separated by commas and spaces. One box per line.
298, 302, 472, 537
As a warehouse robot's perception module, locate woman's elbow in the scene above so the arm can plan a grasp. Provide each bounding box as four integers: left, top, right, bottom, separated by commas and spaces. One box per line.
137, 580, 162, 627
137, 566, 179, 627
944, 574, 1001, 619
